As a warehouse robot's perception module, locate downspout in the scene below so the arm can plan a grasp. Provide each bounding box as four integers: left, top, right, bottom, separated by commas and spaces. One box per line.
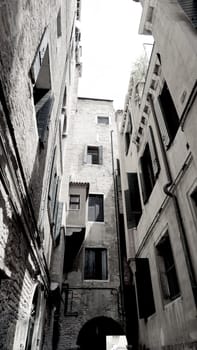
148, 94, 197, 305
110, 130, 126, 329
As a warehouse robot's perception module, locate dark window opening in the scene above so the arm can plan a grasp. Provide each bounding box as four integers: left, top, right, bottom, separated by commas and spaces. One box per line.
88, 194, 104, 222
125, 132, 131, 155
84, 248, 108, 280
127, 173, 142, 227
76, 0, 81, 20
97, 116, 109, 125
87, 146, 99, 164
57, 8, 62, 37
85, 145, 103, 165
128, 111, 133, 134
31, 29, 54, 144
140, 144, 155, 203
156, 233, 180, 301
158, 82, 179, 146
191, 189, 197, 209
69, 194, 80, 210
135, 258, 155, 319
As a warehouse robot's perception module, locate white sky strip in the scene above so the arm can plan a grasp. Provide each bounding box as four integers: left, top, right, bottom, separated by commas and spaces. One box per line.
78, 0, 153, 109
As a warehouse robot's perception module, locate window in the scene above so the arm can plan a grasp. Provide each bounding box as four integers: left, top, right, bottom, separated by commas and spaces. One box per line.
140, 127, 160, 203
157, 81, 179, 148
97, 116, 109, 125
84, 248, 108, 280
125, 173, 142, 228
57, 8, 62, 37
125, 111, 133, 155
88, 194, 104, 222
48, 147, 60, 237
135, 258, 155, 319
156, 233, 180, 302
76, 0, 81, 20
31, 28, 54, 145
69, 195, 80, 210
87, 146, 99, 164
177, 0, 197, 28
125, 132, 131, 155
84, 145, 103, 165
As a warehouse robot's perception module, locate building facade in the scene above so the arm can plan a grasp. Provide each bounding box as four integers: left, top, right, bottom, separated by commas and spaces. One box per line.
116, 1, 197, 349
0, 0, 82, 349
56, 97, 126, 350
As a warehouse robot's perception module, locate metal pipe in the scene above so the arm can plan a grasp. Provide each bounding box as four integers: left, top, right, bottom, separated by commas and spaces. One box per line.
110, 130, 126, 328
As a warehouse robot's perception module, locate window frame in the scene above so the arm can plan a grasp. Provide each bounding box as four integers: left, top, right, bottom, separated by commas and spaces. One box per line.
84, 247, 108, 281
155, 231, 180, 304
69, 194, 80, 210
88, 194, 104, 222
97, 116, 110, 125
84, 145, 103, 165
157, 81, 179, 149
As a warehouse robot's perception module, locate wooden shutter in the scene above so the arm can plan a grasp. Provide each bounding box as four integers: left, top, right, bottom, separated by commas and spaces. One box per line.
54, 202, 64, 243
135, 258, 156, 319
101, 249, 107, 279
148, 126, 160, 179
154, 98, 170, 149
177, 0, 197, 28
36, 90, 54, 142
48, 147, 57, 221
139, 159, 148, 204
31, 27, 49, 83
99, 145, 103, 165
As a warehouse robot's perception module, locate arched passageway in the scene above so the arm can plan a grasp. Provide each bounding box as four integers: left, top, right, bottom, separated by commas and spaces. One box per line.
77, 316, 126, 350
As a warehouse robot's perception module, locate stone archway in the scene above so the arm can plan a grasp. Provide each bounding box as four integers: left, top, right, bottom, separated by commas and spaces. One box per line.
77, 316, 126, 350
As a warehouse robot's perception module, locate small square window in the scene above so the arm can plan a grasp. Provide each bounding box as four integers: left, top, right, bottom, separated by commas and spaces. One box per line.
84, 145, 103, 165
69, 194, 80, 210
97, 116, 109, 125
84, 248, 108, 280
88, 194, 104, 222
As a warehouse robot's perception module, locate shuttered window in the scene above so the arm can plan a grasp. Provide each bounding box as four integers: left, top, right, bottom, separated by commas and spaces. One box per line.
157, 82, 179, 149
84, 145, 103, 165
48, 147, 60, 238
135, 258, 155, 319
139, 128, 160, 204
127, 173, 142, 227
177, 0, 197, 28
156, 233, 180, 302
31, 28, 54, 145
140, 144, 155, 203
35, 90, 54, 143
84, 248, 108, 280
148, 126, 160, 179
88, 194, 104, 222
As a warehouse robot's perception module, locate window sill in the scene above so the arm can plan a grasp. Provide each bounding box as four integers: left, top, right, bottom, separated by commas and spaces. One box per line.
69, 208, 80, 211
83, 279, 109, 282
163, 294, 182, 309
88, 221, 105, 224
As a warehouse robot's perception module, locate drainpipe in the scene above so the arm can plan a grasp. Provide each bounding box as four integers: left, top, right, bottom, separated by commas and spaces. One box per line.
148, 94, 197, 306
110, 130, 126, 329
